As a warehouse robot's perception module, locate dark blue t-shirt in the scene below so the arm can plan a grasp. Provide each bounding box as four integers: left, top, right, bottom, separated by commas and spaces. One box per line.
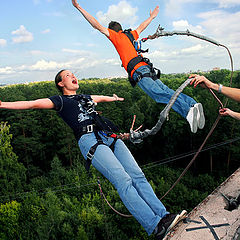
49, 94, 95, 139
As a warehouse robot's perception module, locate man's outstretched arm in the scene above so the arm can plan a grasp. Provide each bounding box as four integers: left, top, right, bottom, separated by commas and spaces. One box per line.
136, 6, 159, 35
72, 0, 109, 37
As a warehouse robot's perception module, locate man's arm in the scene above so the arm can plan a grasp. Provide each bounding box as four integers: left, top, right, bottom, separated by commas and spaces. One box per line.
91, 94, 124, 103
190, 74, 240, 103
0, 98, 54, 110
136, 6, 159, 35
72, 0, 109, 37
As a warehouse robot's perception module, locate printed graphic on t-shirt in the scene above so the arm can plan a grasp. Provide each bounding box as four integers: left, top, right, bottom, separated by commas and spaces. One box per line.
77, 102, 90, 123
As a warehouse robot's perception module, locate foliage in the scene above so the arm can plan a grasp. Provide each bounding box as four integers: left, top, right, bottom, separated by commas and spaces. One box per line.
0, 70, 239, 239
0, 201, 21, 240
0, 122, 26, 198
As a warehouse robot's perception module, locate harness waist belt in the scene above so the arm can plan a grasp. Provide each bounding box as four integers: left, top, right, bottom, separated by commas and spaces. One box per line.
127, 56, 161, 87
127, 55, 144, 75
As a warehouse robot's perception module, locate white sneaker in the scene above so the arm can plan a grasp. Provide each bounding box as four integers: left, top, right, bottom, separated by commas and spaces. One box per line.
186, 106, 198, 133
194, 103, 205, 129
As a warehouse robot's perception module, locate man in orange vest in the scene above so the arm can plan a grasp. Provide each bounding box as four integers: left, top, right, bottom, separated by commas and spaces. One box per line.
71, 1, 205, 134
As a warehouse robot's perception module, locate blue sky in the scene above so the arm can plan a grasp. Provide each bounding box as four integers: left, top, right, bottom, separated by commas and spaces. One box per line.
0, 0, 240, 85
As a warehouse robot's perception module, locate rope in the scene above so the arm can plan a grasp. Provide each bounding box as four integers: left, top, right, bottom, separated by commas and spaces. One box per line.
160, 114, 221, 200
159, 49, 234, 200
142, 136, 240, 170
97, 179, 132, 218
129, 77, 193, 143
142, 25, 221, 46
0, 181, 97, 202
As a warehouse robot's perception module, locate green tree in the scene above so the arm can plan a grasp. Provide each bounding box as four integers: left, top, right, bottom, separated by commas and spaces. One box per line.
0, 122, 26, 198
0, 200, 21, 240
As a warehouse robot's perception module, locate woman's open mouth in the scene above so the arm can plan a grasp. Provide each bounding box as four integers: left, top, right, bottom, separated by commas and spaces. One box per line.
72, 80, 77, 84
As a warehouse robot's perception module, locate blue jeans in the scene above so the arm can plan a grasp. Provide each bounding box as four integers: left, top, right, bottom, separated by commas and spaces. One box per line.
78, 132, 168, 235
134, 66, 196, 118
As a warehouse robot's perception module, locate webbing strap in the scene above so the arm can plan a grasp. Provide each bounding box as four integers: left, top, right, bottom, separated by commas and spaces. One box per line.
127, 56, 160, 87
85, 132, 104, 171
85, 132, 118, 171
127, 56, 143, 74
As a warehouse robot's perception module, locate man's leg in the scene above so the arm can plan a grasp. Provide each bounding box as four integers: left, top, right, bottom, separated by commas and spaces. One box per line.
135, 66, 196, 118
134, 66, 204, 132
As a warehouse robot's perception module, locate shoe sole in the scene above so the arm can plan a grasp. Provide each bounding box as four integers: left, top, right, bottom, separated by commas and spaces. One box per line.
191, 107, 198, 133
195, 103, 205, 129
164, 210, 188, 238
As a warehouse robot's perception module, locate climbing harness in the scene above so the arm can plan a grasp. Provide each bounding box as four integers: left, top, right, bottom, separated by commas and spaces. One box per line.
127, 56, 161, 87
85, 131, 118, 171
122, 29, 161, 87
123, 29, 149, 54
71, 95, 119, 170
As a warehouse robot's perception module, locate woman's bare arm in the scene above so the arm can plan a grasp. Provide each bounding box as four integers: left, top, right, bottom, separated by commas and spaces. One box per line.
91, 94, 124, 103
0, 98, 54, 110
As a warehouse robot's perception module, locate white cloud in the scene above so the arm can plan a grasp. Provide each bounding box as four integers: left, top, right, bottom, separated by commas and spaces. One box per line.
31, 59, 60, 71
33, 0, 40, 4
41, 29, 51, 34
96, 0, 138, 26
165, 0, 240, 16
198, 10, 240, 48
172, 20, 204, 34
33, 0, 52, 4
104, 58, 120, 66
0, 66, 14, 75
18, 58, 86, 72
11, 25, 33, 43
0, 39, 7, 47
62, 48, 84, 54
181, 44, 205, 53
214, 0, 240, 8
30, 50, 46, 55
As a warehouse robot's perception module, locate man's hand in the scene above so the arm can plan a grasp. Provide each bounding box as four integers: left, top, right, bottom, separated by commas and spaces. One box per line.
150, 6, 159, 19
72, 0, 79, 8
189, 74, 214, 89
219, 108, 231, 116
219, 108, 240, 120
136, 6, 159, 35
